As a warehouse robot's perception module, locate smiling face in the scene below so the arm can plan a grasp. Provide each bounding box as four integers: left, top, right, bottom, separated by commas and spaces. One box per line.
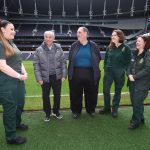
111, 31, 120, 44
77, 27, 88, 43
136, 37, 145, 50
1, 23, 16, 40
44, 31, 55, 47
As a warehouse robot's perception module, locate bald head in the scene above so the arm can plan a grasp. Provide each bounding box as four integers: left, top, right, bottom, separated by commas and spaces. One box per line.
44, 30, 55, 47
77, 26, 89, 44
78, 27, 89, 36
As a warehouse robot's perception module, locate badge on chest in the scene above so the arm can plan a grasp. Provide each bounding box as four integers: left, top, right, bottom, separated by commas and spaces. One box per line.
139, 58, 144, 64
121, 47, 125, 52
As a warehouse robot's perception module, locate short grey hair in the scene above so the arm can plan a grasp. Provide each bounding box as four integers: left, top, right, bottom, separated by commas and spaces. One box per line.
44, 30, 55, 38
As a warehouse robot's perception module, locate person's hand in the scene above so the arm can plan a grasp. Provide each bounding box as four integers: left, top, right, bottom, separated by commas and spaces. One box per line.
23, 72, 28, 77
62, 78, 66, 82
129, 75, 135, 81
20, 74, 28, 81
38, 80, 43, 85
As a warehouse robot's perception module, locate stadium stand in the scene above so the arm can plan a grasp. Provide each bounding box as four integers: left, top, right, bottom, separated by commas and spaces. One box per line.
0, 0, 149, 60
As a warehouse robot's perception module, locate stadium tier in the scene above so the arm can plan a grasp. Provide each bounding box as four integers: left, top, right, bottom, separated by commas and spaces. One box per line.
0, 0, 149, 59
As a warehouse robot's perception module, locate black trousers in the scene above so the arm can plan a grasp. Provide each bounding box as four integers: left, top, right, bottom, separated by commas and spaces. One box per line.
69, 68, 99, 114
41, 75, 61, 116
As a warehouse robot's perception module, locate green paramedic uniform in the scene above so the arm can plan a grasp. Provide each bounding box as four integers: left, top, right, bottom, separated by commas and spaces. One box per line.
128, 50, 150, 126
103, 43, 131, 112
0, 41, 25, 141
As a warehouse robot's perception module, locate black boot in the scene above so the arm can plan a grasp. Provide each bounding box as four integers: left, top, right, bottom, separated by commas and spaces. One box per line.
112, 109, 118, 118
17, 124, 29, 131
99, 108, 111, 114
128, 123, 140, 130
7, 136, 27, 145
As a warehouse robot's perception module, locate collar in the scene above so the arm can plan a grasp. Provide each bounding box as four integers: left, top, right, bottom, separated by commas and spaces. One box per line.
134, 50, 145, 58
42, 42, 54, 51
115, 43, 123, 48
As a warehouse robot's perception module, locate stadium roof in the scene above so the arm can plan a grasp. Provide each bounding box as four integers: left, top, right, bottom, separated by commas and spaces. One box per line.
0, 0, 149, 20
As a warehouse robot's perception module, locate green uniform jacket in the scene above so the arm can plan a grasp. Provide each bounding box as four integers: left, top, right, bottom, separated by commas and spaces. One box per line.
104, 43, 131, 71
127, 49, 150, 91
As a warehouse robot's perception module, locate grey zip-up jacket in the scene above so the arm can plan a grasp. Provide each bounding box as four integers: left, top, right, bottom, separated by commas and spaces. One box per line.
33, 42, 67, 82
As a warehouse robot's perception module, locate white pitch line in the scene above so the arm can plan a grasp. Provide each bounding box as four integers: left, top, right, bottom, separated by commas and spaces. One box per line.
25, 92, 130, 98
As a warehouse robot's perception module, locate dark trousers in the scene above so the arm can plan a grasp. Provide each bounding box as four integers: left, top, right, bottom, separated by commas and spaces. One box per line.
129, 82, 148, 125
103, 67, 125, 111
41, 75, 61, 116
0, 79, 25, 141
69, 68, 99, 114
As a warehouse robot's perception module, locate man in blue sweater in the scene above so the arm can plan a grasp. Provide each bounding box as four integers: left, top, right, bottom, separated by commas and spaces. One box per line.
68, 27, 101, 118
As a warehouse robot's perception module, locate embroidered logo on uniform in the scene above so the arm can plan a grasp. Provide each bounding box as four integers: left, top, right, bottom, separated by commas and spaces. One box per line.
122, 47, 125, 52
139, 58, 144, 64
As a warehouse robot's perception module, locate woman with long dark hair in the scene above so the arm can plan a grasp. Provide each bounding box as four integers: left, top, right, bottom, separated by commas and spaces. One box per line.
99, 29, 131, 118
0, 20, 28, 144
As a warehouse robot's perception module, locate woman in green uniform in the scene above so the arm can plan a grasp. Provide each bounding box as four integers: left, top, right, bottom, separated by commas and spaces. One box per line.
99, 29, 131, 118
0, 20, 28, 144
128, 35, 150, 129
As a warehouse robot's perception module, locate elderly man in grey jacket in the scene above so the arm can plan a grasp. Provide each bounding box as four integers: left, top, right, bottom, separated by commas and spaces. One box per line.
33, 31, 67, 122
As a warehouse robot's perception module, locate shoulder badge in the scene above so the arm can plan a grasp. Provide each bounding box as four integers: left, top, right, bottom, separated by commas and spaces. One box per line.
139, 58, 144, 64
122, 47, 125, 52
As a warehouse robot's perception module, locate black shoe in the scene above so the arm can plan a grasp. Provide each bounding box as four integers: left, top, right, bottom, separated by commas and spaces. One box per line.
44, 116, 50, 122
130, 119, 145, 124
52, 112, 63, 119
7, 136, 27, 145
17, 124, 28, 131
128, 123, 139, 130
112, 111, 118, 118
88, 112, 96, 117
99, 108, 111, 114
72, 113, 80, 119
111, 109, 118, 118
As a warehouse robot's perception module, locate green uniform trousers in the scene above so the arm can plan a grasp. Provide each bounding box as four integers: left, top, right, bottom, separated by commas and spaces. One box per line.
0, 78, 25, 141
16, 81, 25, 127
103, 67, 125, 111
129, 82, 148, 125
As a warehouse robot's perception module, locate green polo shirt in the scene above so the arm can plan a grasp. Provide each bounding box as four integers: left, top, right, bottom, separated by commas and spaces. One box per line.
104, 43, 131, 70
0, 41, 22, 84
0, 40, 22, 72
